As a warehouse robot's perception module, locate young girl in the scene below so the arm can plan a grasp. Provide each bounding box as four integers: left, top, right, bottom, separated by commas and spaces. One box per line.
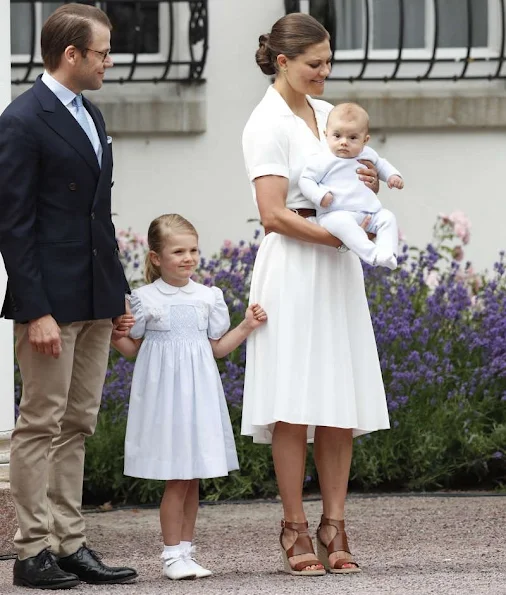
112, 214, 267, 581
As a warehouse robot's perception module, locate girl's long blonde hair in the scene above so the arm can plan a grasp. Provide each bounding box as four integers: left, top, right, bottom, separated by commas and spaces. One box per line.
144, 214, 198, 283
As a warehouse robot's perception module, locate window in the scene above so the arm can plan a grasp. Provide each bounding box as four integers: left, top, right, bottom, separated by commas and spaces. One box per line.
327, 0, 502, 82
11, 1, 208, 84
334, 0, 488, 52
10, 1, 164, 60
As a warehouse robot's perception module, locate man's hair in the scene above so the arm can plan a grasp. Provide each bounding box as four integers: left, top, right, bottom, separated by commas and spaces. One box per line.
41, 3, 112, 72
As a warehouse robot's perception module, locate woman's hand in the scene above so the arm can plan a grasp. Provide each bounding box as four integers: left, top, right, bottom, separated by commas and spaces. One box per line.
255, 176, 344, 248
357, 159, 380, 194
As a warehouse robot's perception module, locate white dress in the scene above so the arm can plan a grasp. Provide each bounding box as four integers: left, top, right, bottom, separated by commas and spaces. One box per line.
241, 85, 390, 444
124, 278, 239, 480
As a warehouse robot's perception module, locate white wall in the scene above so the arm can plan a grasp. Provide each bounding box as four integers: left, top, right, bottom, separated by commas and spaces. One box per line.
366, 130, 506, 273
110, 0, 282, 256
109, 0, 506, 274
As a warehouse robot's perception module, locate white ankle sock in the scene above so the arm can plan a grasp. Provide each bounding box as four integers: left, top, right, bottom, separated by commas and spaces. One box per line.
180, 541, 192, 552
163, 544, 181, 557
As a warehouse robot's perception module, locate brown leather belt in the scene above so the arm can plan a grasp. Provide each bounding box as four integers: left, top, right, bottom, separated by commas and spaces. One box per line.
263, 208, 316, 235
290, 208, 316, 218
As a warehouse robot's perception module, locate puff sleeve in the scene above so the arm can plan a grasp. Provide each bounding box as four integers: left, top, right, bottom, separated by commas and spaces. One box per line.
128, 291, 146, 339
242, 117, 290, 181
208, 287, 231, 340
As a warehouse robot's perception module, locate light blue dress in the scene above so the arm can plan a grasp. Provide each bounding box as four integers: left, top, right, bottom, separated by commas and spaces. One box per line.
124, 278, 239, 480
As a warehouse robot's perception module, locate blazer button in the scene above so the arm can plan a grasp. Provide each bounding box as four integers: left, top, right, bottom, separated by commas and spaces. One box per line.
69, 182, 77, 191
92, 248, 98, 256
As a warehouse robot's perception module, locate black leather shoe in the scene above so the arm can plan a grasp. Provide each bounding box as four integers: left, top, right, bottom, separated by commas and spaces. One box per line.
13, 549, 80, 589
58, 546, 138, 584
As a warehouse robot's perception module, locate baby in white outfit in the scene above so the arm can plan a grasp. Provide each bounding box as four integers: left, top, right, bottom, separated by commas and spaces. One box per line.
299, 102, 404, 270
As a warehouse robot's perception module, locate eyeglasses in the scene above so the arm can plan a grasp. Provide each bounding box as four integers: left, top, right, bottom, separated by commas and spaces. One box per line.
85, 48, 111, 62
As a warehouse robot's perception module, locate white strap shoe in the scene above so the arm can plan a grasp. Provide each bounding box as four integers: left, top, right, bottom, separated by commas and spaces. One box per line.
182, 546, 212, 578
161, 554, 196, 580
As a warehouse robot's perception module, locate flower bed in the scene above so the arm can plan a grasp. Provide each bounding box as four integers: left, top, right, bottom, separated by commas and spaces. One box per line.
18, 216, 506, 504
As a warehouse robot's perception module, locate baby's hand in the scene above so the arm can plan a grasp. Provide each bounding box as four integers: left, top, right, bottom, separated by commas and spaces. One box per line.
388, 175, 404, 190
320, 192, 334, 208
245, 303, 267, 330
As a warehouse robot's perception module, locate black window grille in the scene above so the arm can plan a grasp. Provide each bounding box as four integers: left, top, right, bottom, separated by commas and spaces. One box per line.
11, 0, 208, 84
286, 0, 506, 82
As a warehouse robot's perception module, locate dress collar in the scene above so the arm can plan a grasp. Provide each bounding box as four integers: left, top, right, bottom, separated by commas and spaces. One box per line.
266, 85, 325, 118
265, 85, 327, 141
154, 278, 197, 294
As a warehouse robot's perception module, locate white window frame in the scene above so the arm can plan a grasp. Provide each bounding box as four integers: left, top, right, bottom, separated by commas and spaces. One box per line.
11, 1, 169, 65
298, 0, 505, 81
332, 0, 500, 60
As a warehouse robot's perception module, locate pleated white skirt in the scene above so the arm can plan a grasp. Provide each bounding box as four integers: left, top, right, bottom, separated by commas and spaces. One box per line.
241, 224, 390, 444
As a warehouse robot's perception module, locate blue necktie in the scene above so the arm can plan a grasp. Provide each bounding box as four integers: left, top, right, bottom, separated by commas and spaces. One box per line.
72, 94, 96, 154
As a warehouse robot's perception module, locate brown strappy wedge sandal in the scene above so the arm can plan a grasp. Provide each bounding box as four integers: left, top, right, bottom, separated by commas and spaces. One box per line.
316, 515, 361, 574
279, 520, 326, 576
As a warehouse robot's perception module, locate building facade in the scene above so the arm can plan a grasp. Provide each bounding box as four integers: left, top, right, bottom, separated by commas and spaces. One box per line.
9, 0, 506, 271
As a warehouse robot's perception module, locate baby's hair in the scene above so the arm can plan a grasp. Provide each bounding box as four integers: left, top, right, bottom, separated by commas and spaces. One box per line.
144, 214, 198, 283
328, 102, 370, 134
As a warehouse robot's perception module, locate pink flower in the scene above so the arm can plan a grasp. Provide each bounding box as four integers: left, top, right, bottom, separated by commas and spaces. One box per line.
449, 211, 471, 245
424, 270, 439, 290
117, 238, 128, 252
448, 210, 470, 228
452, 246, 464, 261
398, 228, 406, 242
133, 232, 147, 246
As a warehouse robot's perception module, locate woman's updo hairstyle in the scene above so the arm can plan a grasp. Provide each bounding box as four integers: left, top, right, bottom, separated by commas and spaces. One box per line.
255, 13, 330, 76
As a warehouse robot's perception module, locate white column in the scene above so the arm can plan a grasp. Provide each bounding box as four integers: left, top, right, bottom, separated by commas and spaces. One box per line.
0, 0, 14, 482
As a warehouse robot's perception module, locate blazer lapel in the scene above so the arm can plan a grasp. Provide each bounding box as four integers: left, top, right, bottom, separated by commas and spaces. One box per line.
83, 97, 113, 210
83, 96, 110, 173
33, 78, 101, 178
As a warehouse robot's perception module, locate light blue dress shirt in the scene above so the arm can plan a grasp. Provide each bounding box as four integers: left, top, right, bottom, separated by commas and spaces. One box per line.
41, 71, 103, 166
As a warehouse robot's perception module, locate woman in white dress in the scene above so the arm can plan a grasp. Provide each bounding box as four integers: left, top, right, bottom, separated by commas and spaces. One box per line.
241, 13, 390, 575
112, 214, 267, 580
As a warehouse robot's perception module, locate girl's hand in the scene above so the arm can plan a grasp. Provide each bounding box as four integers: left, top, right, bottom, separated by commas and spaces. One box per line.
245, 304, 267, 329
357, 159, 380, 193
112, 313, 135, 340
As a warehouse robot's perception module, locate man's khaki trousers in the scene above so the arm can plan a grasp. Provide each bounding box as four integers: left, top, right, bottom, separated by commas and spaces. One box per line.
10, 319, 113, 560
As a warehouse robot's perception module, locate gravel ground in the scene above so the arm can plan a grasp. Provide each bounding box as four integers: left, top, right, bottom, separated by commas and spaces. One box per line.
0, 494, 505, 595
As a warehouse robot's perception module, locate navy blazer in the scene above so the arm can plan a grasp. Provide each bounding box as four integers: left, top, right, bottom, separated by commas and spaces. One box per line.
0, 76, 129, 323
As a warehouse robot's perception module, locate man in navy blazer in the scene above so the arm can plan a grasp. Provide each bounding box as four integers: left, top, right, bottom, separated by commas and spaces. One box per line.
0, 4, 137, 590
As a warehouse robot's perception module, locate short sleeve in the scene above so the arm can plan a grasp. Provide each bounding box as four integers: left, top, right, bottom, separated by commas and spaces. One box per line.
208, 287, 231, 340
242, 117, 290, 181
128, 291, 146, 339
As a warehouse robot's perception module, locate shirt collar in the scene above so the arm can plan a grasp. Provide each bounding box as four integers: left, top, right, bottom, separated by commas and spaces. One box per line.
265, 85, 325, 118
41, 71, 77, 108
154, 278, 197, 294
